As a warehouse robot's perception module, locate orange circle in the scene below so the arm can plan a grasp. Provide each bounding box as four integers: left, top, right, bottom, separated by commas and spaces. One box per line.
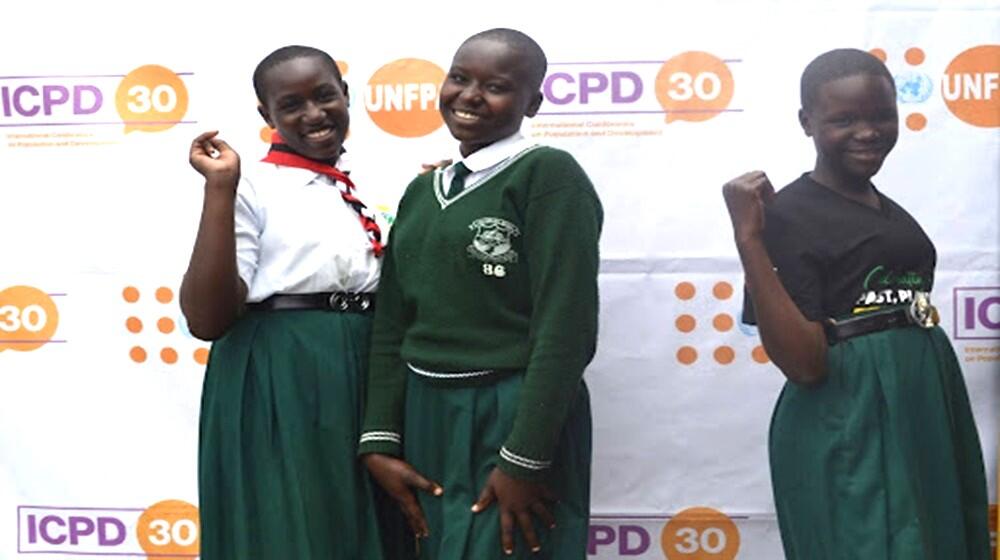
194, 348, 210, 365
161, 347, 178, 364
0, 286, 60, 353
869, 48, 887, 62
654, 51, 736, 123
751, 345, 770, 364
130, 346, 147, 363
675, 282, 696, 300
123, 286, 140, 303
366, 58, 445, 137
906, 113, 927, 131
905, 47, 925, 65
155, 287, 174, 304
942, 45, 1000, 128
126, 316, 143, 334
712, 314, 734, 332
714, 346, 735, 365
661, 506, 741, 559
676, 315, 697, 333
259, 126, 275, 143
137, 499, 200, 555
157, 317, 176, 334
712, 282, 734, 300
336, 60, 349, 76
677, 346, 698, 365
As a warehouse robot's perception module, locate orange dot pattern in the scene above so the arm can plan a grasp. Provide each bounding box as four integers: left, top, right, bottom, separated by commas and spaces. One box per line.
124, 285, 203, 365
673, 280, 769, 366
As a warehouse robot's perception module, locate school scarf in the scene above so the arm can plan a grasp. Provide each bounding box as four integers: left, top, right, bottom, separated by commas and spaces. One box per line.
260, 133, 384, 257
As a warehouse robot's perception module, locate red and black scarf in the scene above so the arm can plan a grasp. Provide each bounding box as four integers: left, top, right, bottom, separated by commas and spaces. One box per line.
261, 133, 383, 257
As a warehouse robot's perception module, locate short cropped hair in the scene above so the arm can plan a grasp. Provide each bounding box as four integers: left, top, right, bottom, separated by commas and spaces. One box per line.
462, 28, 547, 92
800, 48, 895, 111
252, 45, 342, 104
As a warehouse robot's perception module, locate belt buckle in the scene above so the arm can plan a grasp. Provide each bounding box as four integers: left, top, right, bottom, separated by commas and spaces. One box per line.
907, 292, 939, 329
328, 293, 350, 311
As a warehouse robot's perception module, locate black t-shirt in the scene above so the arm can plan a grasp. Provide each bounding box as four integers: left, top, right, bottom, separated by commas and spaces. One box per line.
743, 173, 936, 323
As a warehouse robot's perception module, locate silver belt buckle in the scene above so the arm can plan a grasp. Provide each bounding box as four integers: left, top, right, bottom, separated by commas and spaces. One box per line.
328, 292, 350, 311
907, 292, 939, 329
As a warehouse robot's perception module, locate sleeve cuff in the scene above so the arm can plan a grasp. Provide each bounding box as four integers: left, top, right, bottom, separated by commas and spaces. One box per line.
496, 446, 552, 482
358, 430, 403, 457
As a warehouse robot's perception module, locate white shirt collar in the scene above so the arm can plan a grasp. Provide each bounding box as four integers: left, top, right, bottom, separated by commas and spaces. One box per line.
451, 132, 530, 174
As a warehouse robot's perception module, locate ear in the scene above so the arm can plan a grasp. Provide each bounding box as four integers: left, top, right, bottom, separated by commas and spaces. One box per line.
524, 91, 543, 118
258, 103, 275, 128
341, 80, 350, 107
798, 108, 813, 138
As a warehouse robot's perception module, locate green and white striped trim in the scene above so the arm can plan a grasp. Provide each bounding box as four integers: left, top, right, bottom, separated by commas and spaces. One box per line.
500, 446, 551, 471
407, 362, 494, 380
359, 431, 402, 445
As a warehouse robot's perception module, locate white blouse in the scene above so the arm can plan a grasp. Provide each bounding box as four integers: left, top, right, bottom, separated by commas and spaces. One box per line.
234, 160, 381, 302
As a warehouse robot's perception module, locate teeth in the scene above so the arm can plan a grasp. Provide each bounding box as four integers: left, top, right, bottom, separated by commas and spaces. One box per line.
454, 110, 479, 120
306, 128, 332, 138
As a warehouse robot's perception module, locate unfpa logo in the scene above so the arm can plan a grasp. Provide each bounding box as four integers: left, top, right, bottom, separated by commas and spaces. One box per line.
365, 58, 446, 138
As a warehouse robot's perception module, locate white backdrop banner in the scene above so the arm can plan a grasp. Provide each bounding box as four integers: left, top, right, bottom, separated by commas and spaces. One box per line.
1, 1, 997, 558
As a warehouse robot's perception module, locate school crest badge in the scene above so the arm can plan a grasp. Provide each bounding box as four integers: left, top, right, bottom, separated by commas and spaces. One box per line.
467, 217, 520, 264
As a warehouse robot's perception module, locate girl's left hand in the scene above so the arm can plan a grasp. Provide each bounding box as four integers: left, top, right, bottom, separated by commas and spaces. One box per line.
472, 467, 557, 555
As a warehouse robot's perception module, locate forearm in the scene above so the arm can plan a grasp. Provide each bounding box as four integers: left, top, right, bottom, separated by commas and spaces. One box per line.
180, 180, 244, 340
737, 235, 828, 385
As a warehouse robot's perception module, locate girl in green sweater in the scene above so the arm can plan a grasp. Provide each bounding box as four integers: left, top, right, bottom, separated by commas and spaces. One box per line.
359, 28, 603, 559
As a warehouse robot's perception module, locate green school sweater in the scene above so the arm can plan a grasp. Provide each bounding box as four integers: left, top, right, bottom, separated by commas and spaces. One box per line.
359, 144, 603, 480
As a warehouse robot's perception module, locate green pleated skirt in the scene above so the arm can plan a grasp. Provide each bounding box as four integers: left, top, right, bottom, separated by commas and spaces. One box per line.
404, 372, 592, 560
769, 325, 990, 560
198, 309, 385, 560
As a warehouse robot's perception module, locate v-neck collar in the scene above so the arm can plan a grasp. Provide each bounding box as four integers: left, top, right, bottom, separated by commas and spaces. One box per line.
432, 137, 540, 210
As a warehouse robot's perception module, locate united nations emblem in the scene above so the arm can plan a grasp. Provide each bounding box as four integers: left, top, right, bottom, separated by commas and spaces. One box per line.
467, 217, 520, 264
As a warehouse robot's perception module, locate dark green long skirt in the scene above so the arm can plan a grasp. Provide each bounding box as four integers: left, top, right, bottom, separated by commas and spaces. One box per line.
769, 325, 990, 559
404, 372, 592, 559
198, 309, 385, 560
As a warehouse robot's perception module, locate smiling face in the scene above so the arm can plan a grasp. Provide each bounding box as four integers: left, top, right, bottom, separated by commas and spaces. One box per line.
257, 55, 349, 162
439, 38, 543, 157
800, 73, 898, 191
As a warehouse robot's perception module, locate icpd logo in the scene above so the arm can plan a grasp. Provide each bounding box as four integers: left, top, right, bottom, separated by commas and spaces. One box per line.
540, 51, 737, 122
19, 500, 199, 556
0, 65, 191, 136
954, 287, 1000, 340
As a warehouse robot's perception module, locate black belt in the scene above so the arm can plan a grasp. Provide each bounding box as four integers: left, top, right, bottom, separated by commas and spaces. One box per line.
823, 293, 939, 344
247, 292, 375, 314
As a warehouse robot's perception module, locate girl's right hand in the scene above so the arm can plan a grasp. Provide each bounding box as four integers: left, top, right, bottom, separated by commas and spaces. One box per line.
362, 453, 442, 538
189, 131, 240, 188
722, 170, 775, 244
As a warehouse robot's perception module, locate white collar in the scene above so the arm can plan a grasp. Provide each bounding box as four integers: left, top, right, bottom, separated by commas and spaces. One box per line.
452, 133, 530, 174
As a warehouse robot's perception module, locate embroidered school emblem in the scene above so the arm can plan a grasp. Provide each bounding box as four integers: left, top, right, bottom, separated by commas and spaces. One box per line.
467, 217, 520, 264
